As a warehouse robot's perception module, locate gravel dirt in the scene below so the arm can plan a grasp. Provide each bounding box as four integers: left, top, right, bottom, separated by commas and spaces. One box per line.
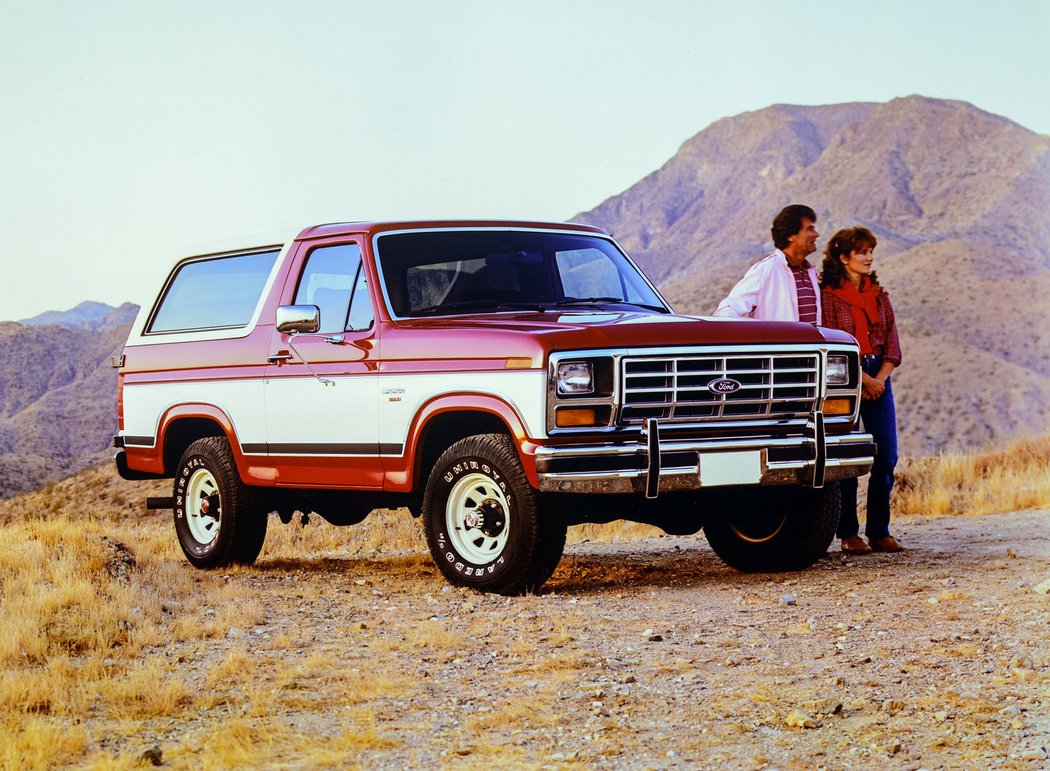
120, 509, 1049, 768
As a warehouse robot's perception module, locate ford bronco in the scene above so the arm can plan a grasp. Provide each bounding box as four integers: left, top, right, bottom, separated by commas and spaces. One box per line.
114, 220, 874, 594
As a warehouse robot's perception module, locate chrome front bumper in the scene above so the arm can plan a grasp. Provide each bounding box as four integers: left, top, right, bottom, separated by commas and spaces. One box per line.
534, 413, 875, 496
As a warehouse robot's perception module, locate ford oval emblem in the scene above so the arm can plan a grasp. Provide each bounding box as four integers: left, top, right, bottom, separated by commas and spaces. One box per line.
708, 377, 742, 395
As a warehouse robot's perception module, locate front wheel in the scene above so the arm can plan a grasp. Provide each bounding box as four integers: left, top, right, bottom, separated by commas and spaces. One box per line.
422, 434, 566, 595
703, 483, 840, 572
173, 437, 267, 568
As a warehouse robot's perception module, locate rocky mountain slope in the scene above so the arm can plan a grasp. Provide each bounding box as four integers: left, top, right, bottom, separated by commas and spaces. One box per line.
19, 300, 139, 330
0, 303, 136, 497
575, 95, 1050, 455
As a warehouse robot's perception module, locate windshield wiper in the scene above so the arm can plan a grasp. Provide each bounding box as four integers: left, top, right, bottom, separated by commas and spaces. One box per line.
554, 296, 624, 306
412, 300, 547, 317
554, 297, 667, 312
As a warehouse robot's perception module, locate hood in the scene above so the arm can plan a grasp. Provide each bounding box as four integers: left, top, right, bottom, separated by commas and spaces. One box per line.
385, 310, 856, 362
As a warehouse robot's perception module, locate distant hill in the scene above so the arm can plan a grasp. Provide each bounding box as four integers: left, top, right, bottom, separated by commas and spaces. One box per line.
18, 300, 140, 330
0, 304, 138, 498
575, 95, 1050, 455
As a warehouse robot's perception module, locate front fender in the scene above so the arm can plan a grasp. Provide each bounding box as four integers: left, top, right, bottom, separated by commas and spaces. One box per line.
385, 393, 541, 492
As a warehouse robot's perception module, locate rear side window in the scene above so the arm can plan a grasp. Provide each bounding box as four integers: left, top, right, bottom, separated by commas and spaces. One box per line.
148, 249, 280, 333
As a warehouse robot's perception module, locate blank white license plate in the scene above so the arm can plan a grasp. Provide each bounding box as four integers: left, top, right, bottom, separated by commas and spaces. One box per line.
699, 451, 762, 487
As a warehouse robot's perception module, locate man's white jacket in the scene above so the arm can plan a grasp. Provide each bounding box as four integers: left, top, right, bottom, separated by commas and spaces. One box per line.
713, 250, 821, 322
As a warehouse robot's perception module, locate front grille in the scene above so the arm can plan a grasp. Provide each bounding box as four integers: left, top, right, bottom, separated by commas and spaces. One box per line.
620, 353, 820, 424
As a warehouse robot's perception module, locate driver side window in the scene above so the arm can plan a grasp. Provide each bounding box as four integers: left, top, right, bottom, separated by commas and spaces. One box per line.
294, 243, 374, 332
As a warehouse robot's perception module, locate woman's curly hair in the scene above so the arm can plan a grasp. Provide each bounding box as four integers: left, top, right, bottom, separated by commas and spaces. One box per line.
819, 227, 879, 289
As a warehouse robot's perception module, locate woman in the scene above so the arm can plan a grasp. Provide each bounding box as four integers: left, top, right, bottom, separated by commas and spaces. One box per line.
820, 227, 904, 554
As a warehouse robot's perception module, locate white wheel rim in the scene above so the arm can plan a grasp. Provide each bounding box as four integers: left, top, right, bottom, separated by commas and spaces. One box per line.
446, 472, 510, 564
185, 467, 221, 546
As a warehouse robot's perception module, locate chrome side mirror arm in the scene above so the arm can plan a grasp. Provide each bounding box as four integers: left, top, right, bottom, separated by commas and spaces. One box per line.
287, 332, 335, 387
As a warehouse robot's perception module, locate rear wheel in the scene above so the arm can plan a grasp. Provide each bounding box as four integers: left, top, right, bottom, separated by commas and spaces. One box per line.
703, 483, 840, 572
173, 437, 267, 568
422, 434, 566, 595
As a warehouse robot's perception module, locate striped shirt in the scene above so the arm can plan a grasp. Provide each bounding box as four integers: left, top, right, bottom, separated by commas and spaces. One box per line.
788, 258, 818, 323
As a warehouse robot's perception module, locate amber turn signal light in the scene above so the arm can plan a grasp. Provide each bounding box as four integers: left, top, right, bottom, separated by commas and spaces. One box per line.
822, 398, 852, 416
555, 408, 598, 427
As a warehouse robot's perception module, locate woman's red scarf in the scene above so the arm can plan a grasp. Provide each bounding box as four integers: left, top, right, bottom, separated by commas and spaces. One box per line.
829, 279, 879, 355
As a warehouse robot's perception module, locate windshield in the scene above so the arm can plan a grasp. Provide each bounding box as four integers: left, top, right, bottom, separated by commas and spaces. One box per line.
375, 229, 668, 318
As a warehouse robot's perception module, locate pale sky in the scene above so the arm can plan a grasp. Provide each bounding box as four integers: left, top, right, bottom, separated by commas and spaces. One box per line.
2, 0, 1048, 320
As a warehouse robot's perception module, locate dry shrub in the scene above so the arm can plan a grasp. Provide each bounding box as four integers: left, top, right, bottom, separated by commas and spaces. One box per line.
205, 646, 257, 690
298, 709, 402, 764
335, 670, 412, 706
567, 520, 664, 543
893, 435, 1050, 517
463, 697, 563, 733
105, 661, 191, 720
0, 715, 86, 769
0, 520, 138, 665
261, 507, 426, 559
166, 712, 399, 769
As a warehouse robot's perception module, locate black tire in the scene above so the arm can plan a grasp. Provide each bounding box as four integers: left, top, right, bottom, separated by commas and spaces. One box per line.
526, 494, 568, 589
703, 483, 840, 572
173, 437, 267, 569
422, 434, 566, 595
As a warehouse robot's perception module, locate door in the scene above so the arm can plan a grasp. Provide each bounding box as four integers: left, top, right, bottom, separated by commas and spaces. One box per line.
264, 240, 383, 487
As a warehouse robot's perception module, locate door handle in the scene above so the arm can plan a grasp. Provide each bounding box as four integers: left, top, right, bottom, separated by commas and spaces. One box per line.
267, 353, 293, 364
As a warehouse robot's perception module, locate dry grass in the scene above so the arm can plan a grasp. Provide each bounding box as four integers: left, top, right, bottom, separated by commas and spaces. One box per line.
893, 434, 1050, 517
0, 438, 1047, 767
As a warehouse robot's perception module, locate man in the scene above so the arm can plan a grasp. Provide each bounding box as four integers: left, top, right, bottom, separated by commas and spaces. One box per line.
714, 204, 821, 322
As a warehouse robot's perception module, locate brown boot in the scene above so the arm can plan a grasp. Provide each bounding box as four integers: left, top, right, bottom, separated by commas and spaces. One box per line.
841, 535, 872, 554
869, 535, 904, 552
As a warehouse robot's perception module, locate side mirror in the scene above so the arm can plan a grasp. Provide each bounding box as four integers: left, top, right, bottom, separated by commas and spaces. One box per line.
276, 305, 320, 334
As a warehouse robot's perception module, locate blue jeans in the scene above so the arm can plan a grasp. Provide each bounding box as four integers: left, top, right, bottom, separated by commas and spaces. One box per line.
838, 356, 899, 540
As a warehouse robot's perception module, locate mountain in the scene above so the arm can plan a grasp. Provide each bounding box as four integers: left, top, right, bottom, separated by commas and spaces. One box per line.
575, 95, 1050, 455
18, 301, 140, 330
0, 305, 138, 498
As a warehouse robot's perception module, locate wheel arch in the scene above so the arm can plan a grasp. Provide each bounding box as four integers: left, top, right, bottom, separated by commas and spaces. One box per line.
393, 394, 540, 495
158, 404, 248, 480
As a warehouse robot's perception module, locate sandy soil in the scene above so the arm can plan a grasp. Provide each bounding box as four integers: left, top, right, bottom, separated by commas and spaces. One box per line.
113, 510, 1049, 768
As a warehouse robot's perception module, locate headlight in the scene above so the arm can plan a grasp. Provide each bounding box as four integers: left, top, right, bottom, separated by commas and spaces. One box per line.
556, 361, 594, 395
826, 354, 849, 386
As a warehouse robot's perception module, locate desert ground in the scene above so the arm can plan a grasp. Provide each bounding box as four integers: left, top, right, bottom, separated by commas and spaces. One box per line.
5, 501, 1046, 769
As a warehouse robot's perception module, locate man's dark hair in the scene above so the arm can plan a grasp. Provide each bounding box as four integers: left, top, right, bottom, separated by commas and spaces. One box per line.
771, 204, 817, 250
